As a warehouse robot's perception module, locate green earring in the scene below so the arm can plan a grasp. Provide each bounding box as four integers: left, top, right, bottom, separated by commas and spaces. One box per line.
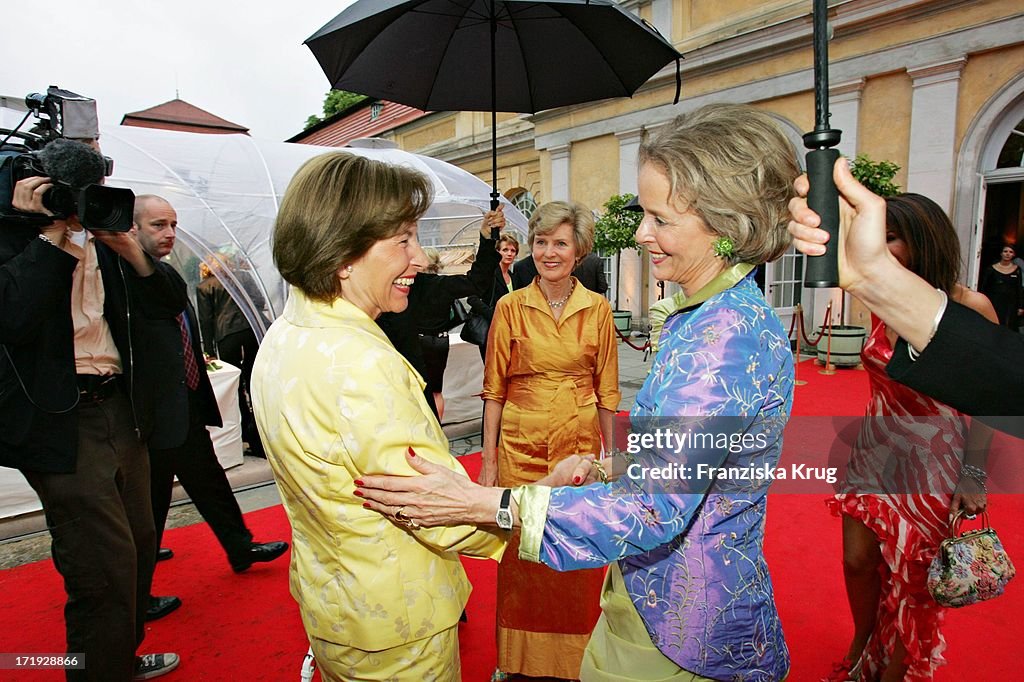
712, 237, 735, 259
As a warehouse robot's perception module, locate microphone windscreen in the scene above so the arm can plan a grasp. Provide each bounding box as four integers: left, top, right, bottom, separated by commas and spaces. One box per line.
38, 139, 106, 190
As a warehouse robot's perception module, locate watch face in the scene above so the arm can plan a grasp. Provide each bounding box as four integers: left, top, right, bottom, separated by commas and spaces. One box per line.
496, 509, 513, 530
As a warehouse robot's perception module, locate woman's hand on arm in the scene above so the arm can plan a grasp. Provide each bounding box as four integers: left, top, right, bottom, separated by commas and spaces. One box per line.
356, 447, 503, 528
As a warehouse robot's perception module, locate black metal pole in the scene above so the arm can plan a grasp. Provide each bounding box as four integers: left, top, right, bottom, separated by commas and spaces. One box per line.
489, 1, 500, 216
802, 0, 842, 288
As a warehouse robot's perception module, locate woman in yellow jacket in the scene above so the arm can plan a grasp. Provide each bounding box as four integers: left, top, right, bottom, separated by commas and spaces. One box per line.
251, 153, 582, 681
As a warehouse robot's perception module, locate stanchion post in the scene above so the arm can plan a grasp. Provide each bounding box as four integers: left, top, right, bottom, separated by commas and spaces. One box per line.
819, 304, 836, 375
794, 303, 808, 386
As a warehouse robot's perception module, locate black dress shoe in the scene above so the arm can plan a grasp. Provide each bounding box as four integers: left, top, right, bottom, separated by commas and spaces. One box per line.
230, 540, 289, 573
156, 548, 173, 562
146, 595, 182, 622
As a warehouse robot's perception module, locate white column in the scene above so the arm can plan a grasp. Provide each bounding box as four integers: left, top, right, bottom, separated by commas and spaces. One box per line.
616, 129, 644, 316
549, 144, 571, 202
829, 78, 864, 160
616, 128, 643, 194
650, 0, 672, 40
907, 58, 967, 213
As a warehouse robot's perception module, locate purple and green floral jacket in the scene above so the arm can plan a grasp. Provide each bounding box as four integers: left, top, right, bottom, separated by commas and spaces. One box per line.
520, 273, 793, 681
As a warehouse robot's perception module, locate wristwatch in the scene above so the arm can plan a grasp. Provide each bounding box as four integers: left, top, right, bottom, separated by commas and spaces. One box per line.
495, 488, 513, 530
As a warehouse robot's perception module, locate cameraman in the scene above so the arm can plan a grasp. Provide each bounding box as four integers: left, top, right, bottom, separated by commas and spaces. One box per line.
0, 140, 181, 681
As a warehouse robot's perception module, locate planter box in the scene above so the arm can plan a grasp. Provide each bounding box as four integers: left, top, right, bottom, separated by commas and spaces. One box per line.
612, 310, 632, 333
816, 325, 867, 367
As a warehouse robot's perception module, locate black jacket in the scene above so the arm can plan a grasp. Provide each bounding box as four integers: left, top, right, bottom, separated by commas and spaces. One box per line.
887, 300, 1024, 438
377, 234, 500, 376
0, 225, 186, 473
142, 264, 222, 450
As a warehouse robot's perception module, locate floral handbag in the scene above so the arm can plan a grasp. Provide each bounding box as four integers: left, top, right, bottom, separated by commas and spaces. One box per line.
927, 510, 1016, 607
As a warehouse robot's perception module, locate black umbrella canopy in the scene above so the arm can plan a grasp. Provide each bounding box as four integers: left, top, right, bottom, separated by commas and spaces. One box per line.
305, 0, 680, 114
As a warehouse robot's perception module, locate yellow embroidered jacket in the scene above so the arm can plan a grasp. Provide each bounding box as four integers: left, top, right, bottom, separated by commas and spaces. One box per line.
251, 289, 505, 650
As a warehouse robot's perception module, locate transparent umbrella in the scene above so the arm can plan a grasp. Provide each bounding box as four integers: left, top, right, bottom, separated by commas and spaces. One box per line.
1, 106, 527, 340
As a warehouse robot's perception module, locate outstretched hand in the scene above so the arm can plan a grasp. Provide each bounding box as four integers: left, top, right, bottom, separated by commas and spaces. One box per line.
539, 454, 600, 487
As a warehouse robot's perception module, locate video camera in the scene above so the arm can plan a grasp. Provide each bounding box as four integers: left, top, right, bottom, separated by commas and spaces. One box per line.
0, 86, 134, 231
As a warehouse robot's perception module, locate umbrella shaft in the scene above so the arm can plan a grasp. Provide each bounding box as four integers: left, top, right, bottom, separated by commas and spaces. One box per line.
490, 0, 499, 209
812, 0, 830, 131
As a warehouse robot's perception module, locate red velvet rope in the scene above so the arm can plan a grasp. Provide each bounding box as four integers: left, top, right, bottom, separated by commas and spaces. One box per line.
796, 301, 832, 348
615, 299, 836, 356
614, 323, 652, 352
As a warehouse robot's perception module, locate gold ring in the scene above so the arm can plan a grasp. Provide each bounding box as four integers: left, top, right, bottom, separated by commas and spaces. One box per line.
591, 459, 610, 485
394, 506, 419, 530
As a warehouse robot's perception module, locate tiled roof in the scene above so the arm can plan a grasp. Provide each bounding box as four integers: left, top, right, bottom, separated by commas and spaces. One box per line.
289, 101, 427, 147
121, 99, 248, 134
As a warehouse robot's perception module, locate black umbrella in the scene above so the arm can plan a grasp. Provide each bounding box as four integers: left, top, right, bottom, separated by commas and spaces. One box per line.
305, 0, 680, 208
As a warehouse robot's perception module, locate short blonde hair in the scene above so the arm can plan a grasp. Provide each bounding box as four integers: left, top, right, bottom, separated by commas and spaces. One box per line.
638, 103, 799, 265
273, 152, 431, 302
527, 201, 594, 261
423, 247, 441, 274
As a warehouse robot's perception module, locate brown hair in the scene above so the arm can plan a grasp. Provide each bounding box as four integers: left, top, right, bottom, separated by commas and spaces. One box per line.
884, 193, 960, 293
273, 152, 431, 302
637, 103, 799, 265
497, 232, 521, 255
527, 200, 595, 261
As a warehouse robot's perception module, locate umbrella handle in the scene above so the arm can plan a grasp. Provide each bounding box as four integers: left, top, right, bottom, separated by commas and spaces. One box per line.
803, 147, 841, 288
802, 0, 841, 289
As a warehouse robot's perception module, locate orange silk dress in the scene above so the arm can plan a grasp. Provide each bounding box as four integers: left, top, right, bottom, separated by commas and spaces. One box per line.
482, 278, 621, 679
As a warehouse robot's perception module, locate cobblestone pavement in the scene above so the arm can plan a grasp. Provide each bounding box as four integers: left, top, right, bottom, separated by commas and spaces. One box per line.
0, 336, 654, 571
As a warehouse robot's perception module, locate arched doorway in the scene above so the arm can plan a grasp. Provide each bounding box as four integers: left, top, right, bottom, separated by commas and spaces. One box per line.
506, 187, 537, 220
954, 73, 1024, 287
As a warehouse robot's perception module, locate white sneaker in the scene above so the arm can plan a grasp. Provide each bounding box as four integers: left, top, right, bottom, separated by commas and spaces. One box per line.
134, 653, 180, 680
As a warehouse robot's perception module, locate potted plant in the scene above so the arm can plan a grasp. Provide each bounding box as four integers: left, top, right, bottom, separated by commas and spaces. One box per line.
594, 193, 643, 333
815, 154, 901, 366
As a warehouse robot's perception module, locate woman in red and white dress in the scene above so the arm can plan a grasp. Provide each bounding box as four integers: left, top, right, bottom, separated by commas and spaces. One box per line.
825, 194, 996, 682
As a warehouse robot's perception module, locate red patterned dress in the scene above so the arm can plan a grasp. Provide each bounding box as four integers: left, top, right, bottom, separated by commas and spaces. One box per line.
827, 318, 963, 680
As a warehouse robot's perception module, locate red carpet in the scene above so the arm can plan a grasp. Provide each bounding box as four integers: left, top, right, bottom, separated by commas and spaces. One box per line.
1, 359, 1021, 680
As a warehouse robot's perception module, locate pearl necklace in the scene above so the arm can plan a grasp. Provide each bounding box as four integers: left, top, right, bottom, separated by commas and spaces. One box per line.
546, 281, 575, 309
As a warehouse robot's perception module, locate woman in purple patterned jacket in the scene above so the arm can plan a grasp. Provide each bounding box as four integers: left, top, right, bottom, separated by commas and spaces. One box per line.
357, 103, 798, 681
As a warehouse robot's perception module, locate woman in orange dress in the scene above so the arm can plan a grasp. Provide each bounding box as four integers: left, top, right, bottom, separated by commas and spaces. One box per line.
480, 200, 620, 681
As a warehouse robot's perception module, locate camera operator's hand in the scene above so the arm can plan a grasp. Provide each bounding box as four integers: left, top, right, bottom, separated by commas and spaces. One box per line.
92, 230, 156, 277
13, 176, 68, 248
13, 176, 55, 216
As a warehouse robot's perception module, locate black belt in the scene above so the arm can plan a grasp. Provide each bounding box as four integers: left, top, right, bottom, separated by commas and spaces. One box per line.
77, 374, 120, 404
418, 331, 449, 338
